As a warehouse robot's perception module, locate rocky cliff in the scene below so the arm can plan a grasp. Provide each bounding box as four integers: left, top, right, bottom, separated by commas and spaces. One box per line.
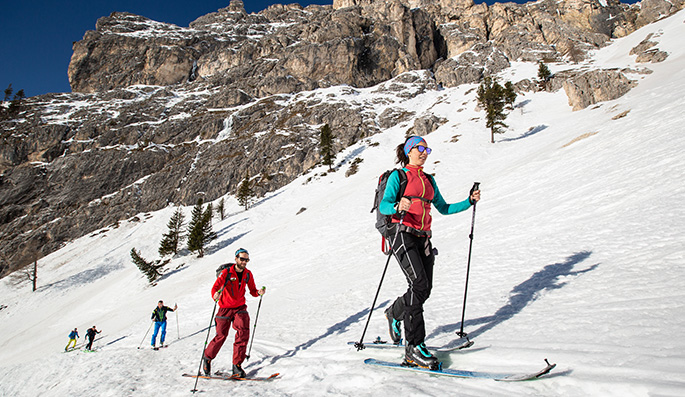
1, 0, 682, 277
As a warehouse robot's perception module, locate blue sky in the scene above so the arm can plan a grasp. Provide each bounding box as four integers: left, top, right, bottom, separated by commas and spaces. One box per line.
1, 0, 636, 98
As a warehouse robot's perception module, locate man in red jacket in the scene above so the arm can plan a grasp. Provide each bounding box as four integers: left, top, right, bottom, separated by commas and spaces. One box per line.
203, 248, 265, 378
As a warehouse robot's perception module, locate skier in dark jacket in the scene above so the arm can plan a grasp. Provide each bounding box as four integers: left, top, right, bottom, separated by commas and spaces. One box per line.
380, 135, 480, 370
202, 248, 265, 378
85, 326, 101, 351
151, 301, 177, 348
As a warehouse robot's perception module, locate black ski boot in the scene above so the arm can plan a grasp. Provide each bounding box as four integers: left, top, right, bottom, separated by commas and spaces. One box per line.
384, 307, 402, 344
404, 343, 440, 370
202, 356, 211, 376
232, 364, 246, 378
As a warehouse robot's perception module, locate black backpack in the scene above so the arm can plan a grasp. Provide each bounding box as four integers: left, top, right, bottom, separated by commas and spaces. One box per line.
215, 263, 230, 278
371, 169, 408, 239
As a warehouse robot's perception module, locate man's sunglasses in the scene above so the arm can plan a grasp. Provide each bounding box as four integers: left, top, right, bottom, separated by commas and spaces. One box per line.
415, 146, 432, 154
237, 257, 250, 262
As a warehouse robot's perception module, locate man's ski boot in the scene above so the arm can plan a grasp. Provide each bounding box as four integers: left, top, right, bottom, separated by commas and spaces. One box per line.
384, 307, 402, 344
202, 356, 212, 376
232, 364, 246, 378
404, 343, 440, 370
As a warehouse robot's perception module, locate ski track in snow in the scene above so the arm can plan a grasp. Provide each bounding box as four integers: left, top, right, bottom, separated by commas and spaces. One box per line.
1, 9, 685, 397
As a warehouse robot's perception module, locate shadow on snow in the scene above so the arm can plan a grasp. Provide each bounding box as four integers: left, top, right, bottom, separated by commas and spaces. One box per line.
427, 250, 598, 342
246, 299, 391, 370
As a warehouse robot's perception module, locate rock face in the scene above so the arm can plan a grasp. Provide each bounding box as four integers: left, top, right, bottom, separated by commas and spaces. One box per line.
1, 0, 684, 277
630, 33, 669, 63
562, 69, 637, 111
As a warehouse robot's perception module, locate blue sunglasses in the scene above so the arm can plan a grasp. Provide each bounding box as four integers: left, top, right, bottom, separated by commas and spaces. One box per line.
415, 146, 432, 154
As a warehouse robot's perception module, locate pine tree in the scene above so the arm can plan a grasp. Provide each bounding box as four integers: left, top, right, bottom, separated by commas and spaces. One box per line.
131, 248, 162, 283
187, 199, 217, 257
537, 61, 552, 90
187, 198, 205, 256
3, 84, 12, 102
476, 76, 517, 143
320, 123, 334, 170
201, 205, 217, 246
236, 171, 254, 210
216, 198, 225, 220
504, 81, 517, 110
158, 207, 185, 257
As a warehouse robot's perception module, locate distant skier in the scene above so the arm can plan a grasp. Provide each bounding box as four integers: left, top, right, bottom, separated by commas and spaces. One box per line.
380, 136, 480, 370
151, 300, 177, 348
85, 325, 101, 351
65, 328, 79, 351
202, 248, 265, 378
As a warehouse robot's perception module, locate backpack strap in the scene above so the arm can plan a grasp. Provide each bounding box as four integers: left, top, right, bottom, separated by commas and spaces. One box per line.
394, 169, 408, 202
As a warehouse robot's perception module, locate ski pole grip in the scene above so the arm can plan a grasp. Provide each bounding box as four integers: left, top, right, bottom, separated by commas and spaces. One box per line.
470, 182, 480, 196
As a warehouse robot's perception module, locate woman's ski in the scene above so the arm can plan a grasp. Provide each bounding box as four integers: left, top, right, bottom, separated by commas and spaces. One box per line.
364, 358, 555, 381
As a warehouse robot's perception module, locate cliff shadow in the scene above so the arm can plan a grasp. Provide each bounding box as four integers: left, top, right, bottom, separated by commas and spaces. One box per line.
427, 250, 598, 342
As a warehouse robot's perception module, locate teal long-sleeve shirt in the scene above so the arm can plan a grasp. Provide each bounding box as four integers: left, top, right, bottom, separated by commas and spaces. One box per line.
379, 167, 472, 231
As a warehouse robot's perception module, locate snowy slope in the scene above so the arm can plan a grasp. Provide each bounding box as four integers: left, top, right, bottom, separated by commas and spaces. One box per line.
1, 9, 684, 397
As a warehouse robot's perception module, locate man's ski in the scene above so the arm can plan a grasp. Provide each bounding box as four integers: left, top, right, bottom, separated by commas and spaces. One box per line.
349, 338, 474, 352
364, 358, 556, 381
182, 372, 279, 382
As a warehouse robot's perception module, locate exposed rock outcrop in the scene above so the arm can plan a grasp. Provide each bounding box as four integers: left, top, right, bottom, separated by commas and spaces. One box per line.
562, 69, 637, 111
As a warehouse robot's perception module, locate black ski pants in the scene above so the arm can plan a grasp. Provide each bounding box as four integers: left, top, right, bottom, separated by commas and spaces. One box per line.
386, 231, 434, 346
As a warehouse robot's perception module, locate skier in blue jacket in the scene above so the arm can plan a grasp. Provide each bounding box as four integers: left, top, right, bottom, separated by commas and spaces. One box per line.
151, 301, 177, 348
65, 328, 79, 351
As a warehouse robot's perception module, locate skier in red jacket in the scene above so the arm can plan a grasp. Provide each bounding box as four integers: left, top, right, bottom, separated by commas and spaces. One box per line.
202, 248, 265, 378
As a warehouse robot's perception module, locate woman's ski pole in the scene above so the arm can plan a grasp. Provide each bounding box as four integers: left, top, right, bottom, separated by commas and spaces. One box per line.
245, 287, 266, 360
457, 182, 479, 340
355, 214, 405, 350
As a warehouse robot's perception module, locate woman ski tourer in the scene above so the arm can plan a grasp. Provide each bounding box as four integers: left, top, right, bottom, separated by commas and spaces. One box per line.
380, 135, 480, 370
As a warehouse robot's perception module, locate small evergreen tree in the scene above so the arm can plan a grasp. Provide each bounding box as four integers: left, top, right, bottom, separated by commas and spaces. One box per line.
320, 123, 334, 170
537, 61, 552, 90
504, 81, 517, 110
236, 171, 254, 210
187, 198, 206, 257
201, 205, 217, 246
3, 84, 12, 102
205, 202, 213, 224
216, 198, 225, 220
477, 76, 517, 143
158, 207, 185, 257
6, 88, 25, 115
131, 248, 163, 283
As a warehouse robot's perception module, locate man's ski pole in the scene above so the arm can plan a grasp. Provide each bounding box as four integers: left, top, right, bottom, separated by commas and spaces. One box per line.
175, 303, 180, 340
137, 321, 153, 349
457, 182, 479, 340
191, 300, 218, 393
245, 287, 265, 360
355, 213, 405, 351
